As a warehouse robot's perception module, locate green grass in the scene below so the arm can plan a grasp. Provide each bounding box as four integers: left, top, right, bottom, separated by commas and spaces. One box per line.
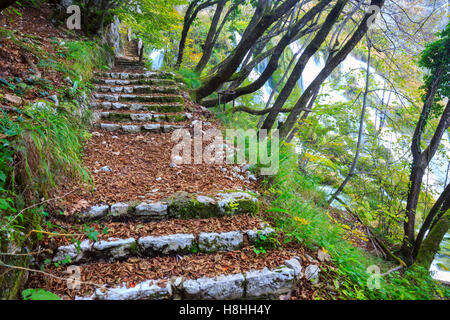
213, 105, 450, 300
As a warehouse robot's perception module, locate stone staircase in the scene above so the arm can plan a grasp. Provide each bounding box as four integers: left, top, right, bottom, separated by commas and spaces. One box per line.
25, 49, 309, 300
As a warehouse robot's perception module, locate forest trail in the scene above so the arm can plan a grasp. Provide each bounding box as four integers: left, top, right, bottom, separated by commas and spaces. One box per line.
25, 39, 318, 300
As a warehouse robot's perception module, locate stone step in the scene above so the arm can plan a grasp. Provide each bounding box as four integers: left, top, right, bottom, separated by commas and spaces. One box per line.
93, 93, 184, 104
74, 256, 303, 300
57, 191, 259, 222
92, 78, 176, 86
90, 101, 184, 113
98, 122, 185, 133
95, 111, 190, 123
50, 226, 275, 264
94, 85, 179, 95
94, 71, 175, 80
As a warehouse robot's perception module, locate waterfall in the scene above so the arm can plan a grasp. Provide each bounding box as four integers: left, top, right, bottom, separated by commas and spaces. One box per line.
149, 49, 164, 70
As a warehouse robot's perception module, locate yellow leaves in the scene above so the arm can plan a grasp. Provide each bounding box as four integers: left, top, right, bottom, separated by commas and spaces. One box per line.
293, 216, 309, 225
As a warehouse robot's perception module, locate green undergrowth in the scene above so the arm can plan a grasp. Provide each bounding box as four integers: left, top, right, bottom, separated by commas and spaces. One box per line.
0, 30, 111, 299
214, 104, 450, 300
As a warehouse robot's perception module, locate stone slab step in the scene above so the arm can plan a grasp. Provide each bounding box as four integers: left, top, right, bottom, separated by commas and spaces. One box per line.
98, 123, 185, 133
93, 93, 184, 104
90, 101, 184, 113
93, 71, 176, 80
58, 191, 259, 222
76, 261, 302, 300
94, 85, 179, 95
92, 78, 176, 86
51, 227, 275, 264
95, 111, 190, 123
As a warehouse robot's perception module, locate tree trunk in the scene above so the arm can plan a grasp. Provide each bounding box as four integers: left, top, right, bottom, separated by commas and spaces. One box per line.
175, 0, 199, 69
194, 0, 298, 102
414, 211, 450, 270
195, 0, 227, 74
327, 40, 371, 204
278, 0, 385, 139
261, 0, 345, 131
202, 0, 332, 107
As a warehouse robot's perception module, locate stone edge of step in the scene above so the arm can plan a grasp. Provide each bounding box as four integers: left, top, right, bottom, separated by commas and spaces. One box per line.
94, 111, 190, 123
75, 258, 306, 300
69, 191, 259, 222
51, 226, 276, 263
98, 123, 185, 133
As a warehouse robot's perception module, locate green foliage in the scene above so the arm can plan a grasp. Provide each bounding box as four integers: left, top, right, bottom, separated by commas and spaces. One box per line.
177, 68, 202, 89
22, 288, 61, 300
114, 0, 185, 49
418, 22, 450, 114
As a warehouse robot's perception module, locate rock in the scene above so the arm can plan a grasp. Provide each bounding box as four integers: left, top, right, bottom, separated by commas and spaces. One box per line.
198, 231, 243, 253
49, 95, 59, 106
122, 125, 141, 133
138, 234, 194, 255
130, 113, 153, 122
100, 123, 121, 132
79, 204, 109, 219
92, 238, 136, 259
215, 192, 258, 215
64, 76, 73, 85
284, 258, 303, 278
155, 177, 162, 182
181, 274, 245, 300
233, 166, 241, 173
134, 202, 168, 217
317, 249, 331, 262
53, 239, 92, 262
305, 264, 320, 283
100, 166, 111, 172
4, 93, 22, 106
245, 267, 295, 298
246, 227, 276, 244
143, 124, 160, 132
167, 192, 217, 219
110, 202, 129, 217
248, 174, 257, 181
90, 279, 171, 300
169, 162, 176, 168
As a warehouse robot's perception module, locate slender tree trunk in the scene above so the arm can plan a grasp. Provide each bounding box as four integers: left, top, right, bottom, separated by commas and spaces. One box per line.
195, 0, 227, 74
261, 0, 345, 131
278, 0, 385, 139
175, 0, 199, 69
194, 0, 298, 102
328, 41, 371, 204
201, 0, 333, 107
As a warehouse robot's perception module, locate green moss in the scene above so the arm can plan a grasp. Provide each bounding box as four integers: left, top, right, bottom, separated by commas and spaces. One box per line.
166, 114, 186, 122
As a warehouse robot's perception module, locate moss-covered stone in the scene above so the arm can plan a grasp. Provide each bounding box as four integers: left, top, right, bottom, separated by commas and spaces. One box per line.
166, 113, 187, 122
167, 192, 218, 219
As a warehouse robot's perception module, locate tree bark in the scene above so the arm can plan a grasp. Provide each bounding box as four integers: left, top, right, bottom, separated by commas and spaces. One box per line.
200, 0, 332, 107
195, 0, 228, 74
327, 40, 371, 204
261, 0, 346, 131
194, 0, 298, 102
414, 211, 450, 271
401, 70, 448, 265
277, 0, 385, 139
